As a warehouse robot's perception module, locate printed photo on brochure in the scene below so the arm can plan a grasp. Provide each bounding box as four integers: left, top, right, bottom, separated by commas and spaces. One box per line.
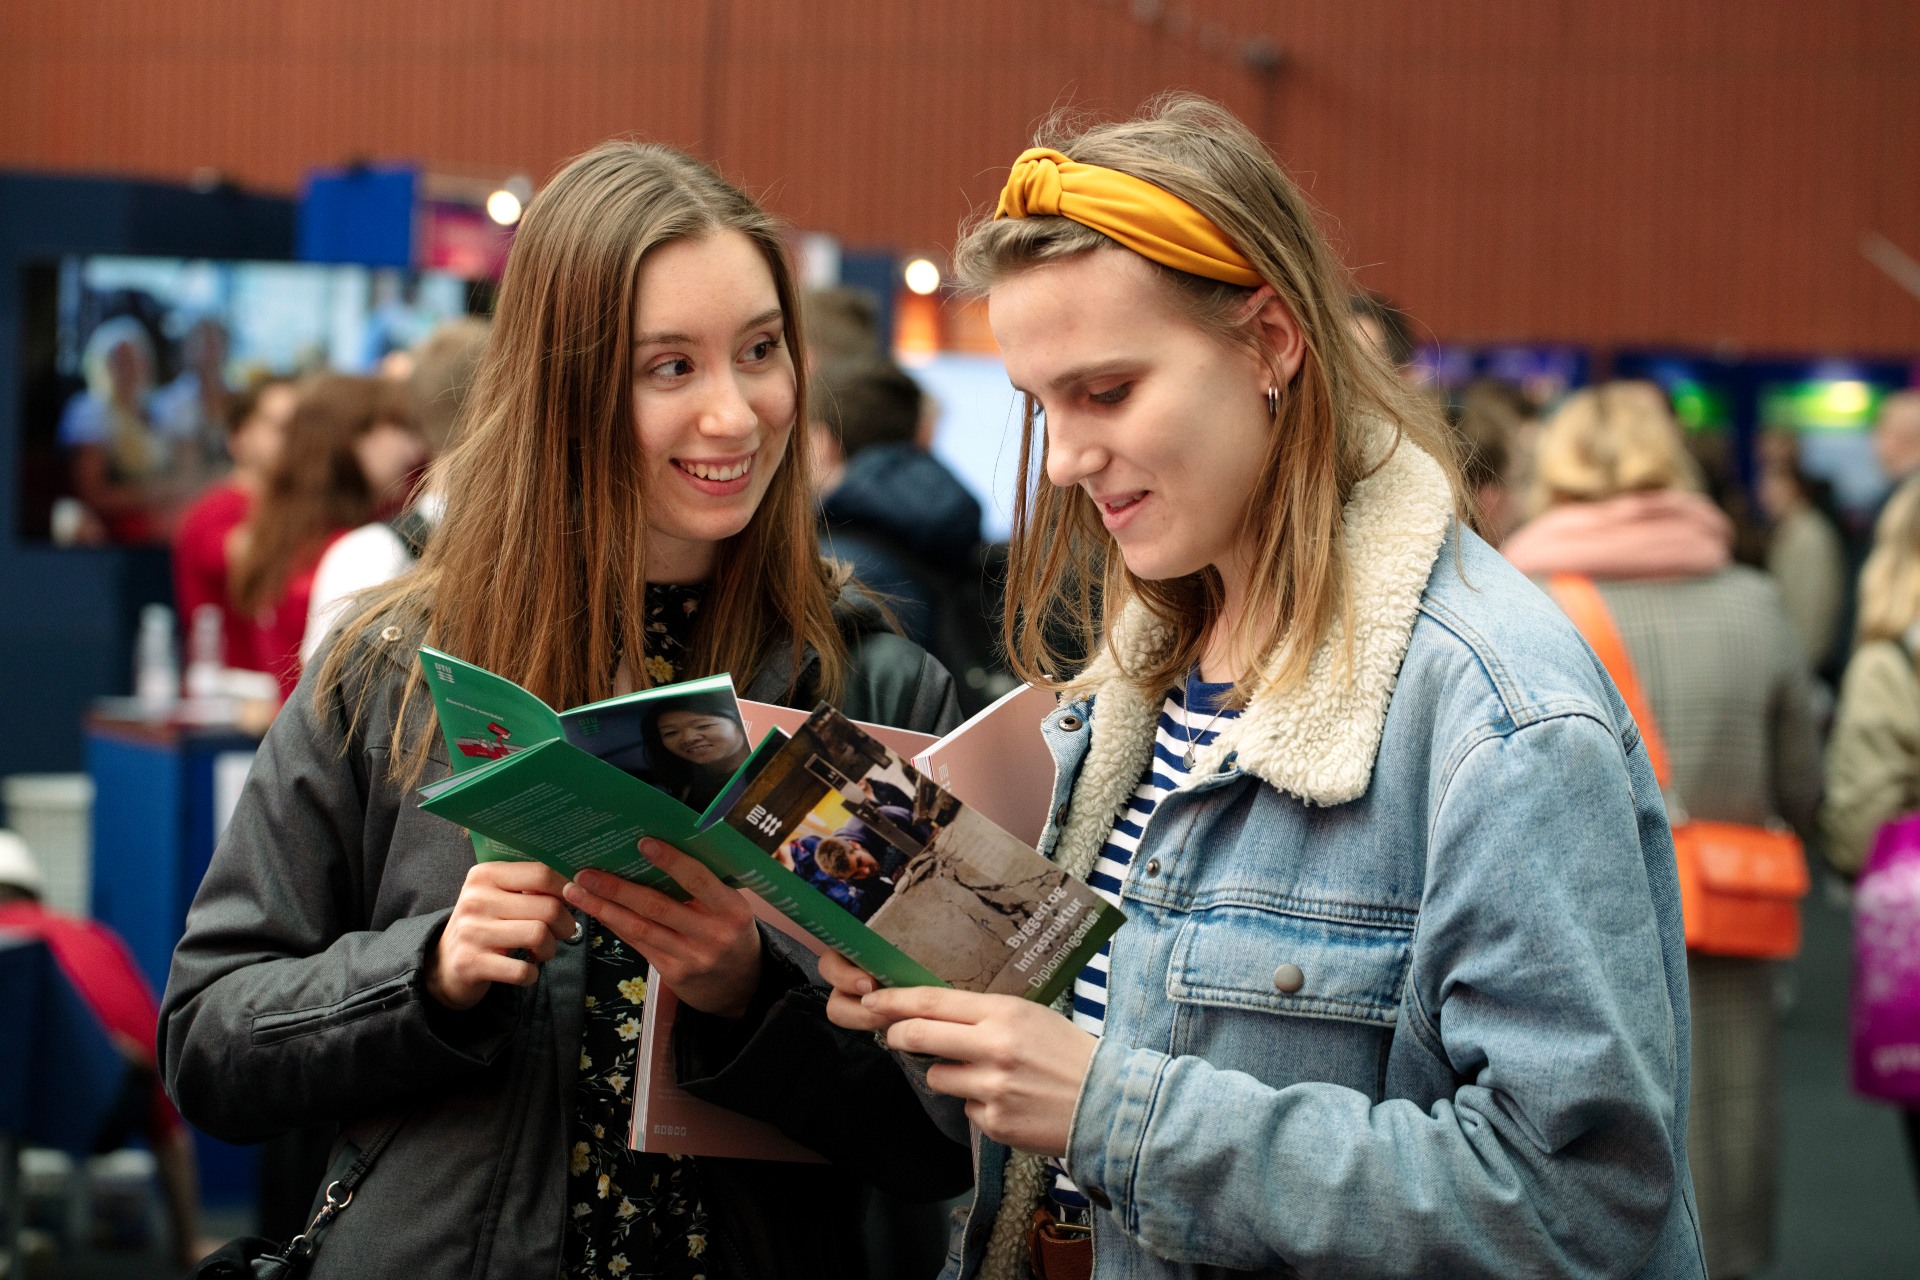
723, 706, 1120, 998
559, 675, 752, 813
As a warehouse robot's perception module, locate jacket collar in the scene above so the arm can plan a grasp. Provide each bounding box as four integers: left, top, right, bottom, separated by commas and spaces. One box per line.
1068, 423, 1456, 808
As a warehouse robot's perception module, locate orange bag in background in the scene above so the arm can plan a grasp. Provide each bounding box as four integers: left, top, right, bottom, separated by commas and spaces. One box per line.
1549, 574, 1807, 960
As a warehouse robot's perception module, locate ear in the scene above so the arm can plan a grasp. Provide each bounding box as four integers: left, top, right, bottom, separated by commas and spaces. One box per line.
1244, 286, 1306, 386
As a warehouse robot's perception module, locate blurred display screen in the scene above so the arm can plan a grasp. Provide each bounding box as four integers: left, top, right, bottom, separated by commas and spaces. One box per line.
1666, 377, 1733, 433
902, 351, 1025, 544
15, 255, 482, 545
1413, 344, 1589, 409
1762, 374, 1895, 514
1759, 378, 1885, 432
1612, 355, 1735, 434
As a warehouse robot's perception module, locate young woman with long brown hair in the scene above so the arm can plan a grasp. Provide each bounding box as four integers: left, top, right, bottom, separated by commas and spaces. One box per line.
226, 373, 425, 697
160, 142, 969, 1279
824, 96, 1707, 1279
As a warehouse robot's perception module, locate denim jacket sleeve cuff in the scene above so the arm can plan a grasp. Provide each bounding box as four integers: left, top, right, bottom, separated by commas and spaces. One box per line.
1065, 1032, 1174, 1230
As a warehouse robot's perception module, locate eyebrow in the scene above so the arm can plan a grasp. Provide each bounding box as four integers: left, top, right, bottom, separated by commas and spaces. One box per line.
634, 307, 784, 349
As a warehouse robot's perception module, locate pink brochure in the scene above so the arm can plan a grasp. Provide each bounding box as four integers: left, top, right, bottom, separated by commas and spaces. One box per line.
910, 684, 1058, 848
629, 892, 827, 1162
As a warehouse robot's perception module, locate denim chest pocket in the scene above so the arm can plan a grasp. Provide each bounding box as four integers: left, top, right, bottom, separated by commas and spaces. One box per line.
1166, 905, 1413, 1027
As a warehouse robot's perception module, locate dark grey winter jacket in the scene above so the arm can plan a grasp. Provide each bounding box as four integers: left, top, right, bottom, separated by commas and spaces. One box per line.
158, 600, 971, 1279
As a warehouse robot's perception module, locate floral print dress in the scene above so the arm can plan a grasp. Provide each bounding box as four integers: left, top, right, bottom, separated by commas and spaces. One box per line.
560, 584, 714, 1280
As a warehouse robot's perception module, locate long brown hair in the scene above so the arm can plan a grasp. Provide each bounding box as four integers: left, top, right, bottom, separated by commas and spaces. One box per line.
953, 94, 1460, 705
229, 374, 413, 614
317, 141, 846, 776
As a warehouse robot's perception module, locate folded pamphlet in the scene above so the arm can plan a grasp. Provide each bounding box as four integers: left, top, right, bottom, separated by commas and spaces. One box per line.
718, 704, 1120, 999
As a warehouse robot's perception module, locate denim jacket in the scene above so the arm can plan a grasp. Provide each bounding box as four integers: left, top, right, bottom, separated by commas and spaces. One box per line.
943, 431, 1707, 1279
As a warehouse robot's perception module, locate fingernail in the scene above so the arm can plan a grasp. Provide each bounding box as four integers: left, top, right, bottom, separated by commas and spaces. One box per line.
563, 882, 586, 905
636, 838, 657, 856
854, 978, 874, 996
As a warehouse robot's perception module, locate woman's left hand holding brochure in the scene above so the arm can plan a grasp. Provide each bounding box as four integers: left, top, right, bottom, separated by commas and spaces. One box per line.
564, 836, 763, 1019
820, 950, 1097, 1158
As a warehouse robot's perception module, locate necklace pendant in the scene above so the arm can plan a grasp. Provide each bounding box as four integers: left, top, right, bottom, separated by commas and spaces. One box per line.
1183, 744, 1197, 771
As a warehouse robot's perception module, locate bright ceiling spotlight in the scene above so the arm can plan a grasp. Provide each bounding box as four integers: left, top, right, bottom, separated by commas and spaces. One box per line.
903, 257, 942, 296
486, 188, 523, 226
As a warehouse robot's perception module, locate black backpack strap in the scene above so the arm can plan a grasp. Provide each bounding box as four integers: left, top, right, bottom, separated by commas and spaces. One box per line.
281, 1116, 406, 1265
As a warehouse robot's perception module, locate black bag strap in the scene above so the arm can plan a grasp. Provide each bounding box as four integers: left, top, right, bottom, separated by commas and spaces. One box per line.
281, 1116, 406, 1266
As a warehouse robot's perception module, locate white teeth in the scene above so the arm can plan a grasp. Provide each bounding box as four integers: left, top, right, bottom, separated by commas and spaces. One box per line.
681, 458, 751, 482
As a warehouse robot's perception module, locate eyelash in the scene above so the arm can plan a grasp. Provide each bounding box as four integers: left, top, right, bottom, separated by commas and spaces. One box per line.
646, 335, 782, 380
1089, 383, 1131, 406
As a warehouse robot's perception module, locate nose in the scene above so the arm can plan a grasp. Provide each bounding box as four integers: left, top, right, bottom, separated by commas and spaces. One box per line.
1041, 408, 1107, 490
699, 369, 761, 442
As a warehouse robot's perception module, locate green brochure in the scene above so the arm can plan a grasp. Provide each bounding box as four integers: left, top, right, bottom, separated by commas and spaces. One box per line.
418, 738, 944, 988
417, 646, 728, 897
418, 739, 699, 898
418, 644, 568, 867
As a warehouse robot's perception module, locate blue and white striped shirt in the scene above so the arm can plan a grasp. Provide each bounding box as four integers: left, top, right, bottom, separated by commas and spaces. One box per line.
1050, 675, 1240, 1210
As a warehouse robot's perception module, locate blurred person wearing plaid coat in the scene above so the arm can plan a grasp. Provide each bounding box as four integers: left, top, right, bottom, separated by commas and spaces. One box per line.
1507, 383, 1822, 1280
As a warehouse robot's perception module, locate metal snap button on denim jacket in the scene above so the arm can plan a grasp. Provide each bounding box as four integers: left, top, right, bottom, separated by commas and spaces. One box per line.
940, 433, 1707, 1280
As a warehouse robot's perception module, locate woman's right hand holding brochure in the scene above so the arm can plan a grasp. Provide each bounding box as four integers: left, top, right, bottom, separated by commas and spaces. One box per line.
819, 951, 1096, 1159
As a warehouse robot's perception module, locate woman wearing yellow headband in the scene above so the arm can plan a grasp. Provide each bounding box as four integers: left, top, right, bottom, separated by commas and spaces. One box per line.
824, 95, 1706, 1279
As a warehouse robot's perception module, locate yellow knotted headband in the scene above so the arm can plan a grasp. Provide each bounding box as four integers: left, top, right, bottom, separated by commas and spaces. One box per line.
994, 146, 1263, 289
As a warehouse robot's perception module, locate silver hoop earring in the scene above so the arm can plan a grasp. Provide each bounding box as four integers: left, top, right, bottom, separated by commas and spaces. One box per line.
1266, 386, 1280, 421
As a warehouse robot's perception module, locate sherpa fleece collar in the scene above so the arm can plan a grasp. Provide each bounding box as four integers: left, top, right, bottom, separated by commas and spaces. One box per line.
1066, 424, 1456, 810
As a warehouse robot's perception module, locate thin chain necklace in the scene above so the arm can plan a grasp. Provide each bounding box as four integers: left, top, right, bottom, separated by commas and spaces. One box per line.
1181, 669, 1232, 771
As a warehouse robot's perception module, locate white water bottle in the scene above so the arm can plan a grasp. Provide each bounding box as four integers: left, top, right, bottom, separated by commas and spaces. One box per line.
134, 603, 179, 716
186, 603, 225, 698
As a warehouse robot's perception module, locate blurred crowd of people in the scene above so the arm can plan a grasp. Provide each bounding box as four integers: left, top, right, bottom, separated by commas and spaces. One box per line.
1349, 300, 1920, 1278
58, 282, 1010, 722
48, 316, 485, 705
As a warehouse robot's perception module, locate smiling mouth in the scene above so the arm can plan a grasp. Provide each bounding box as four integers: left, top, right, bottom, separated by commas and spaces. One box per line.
1097, 491, 1146, 516
676, 456, 753, 483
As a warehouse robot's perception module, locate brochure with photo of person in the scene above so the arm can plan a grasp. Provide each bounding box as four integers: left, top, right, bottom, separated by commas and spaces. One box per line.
557, 674, 754, 813
414, 645, 727, 897
720, 705, 1124, 1000
414, 648, 907, 884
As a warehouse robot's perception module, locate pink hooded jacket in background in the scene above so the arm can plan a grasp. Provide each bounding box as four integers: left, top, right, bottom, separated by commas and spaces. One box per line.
1502, 489, 1734, 579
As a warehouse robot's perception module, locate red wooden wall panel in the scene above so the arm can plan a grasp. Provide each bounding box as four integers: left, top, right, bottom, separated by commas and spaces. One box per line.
2, 0, 1915, 354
